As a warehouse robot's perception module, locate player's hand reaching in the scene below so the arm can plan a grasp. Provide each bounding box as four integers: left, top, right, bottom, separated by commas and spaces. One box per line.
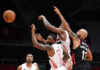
54, 6, 61, 15
38, 15, 45, 21
36, 33, 44, 41
31, 24, 36, 32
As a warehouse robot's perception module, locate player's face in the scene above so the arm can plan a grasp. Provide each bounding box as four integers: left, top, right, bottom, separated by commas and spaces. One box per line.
46, 35, 54, 45
26, 55, 33, 62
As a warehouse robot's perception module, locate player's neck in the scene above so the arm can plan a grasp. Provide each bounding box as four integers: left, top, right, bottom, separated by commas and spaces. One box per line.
26, 62, 32, 67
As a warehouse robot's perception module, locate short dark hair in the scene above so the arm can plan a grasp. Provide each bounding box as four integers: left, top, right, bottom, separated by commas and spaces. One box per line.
49, 34, 57, 41
26, 53, 33, 57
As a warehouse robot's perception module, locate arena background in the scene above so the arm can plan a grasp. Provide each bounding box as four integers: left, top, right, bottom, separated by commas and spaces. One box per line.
0, 0, 100, 70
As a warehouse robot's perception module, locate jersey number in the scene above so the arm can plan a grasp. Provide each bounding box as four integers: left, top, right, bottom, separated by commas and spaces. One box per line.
82, 50, 87, 60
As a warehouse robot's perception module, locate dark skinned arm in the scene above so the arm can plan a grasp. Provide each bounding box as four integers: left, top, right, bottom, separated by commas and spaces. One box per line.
31, 24, 52, 51
86, 49, 93, 61
38, 15, 66, 41
54, 6, 79, 40
36, 33, 47, 44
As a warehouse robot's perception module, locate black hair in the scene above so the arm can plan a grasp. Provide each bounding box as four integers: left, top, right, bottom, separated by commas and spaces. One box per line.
26, 53, 33, 57
49, 34, 57, 41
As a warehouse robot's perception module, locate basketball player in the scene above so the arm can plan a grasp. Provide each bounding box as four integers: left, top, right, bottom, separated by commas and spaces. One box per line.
38, 15, 72, 70
53, 6, 93, 70
17, 54, 39, 70
31, 24, 69, 70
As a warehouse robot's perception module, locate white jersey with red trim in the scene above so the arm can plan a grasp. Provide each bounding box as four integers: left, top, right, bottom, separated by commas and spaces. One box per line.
56, 30, 72, 69
49, 43, 65, 70
21, 63, 37, 70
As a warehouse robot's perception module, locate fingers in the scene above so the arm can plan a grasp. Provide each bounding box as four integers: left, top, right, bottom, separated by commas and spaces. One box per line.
35, 33, 38, 37
53, 6, 59, 12
36, 33, 41, 37
35, 33, 39, 37
38, 16, 43, 20
53, 6, 56, 9
31, 24, 36, 32
35, 34, 38, 39
40, 15, 44, 17
31, 24, 34, 28
53, 6, 57, 9
35, 33, 38, 35
38, 15, 47, 21
38, 33, 41, 36
31, 24, 35, 27
32, 24, 35, 29
35, 33, 42, 41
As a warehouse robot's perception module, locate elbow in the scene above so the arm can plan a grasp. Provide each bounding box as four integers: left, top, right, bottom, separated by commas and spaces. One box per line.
86, 56, 93, 61
90, 56, 93, 61
89, 54, 93, 61
88, 58, 93, 61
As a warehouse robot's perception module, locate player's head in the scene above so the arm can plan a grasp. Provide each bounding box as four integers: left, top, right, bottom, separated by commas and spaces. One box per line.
46, 34, 57, 45
76, 29, 88, 39
26, 54, 33, 63
59, 23, 65, 30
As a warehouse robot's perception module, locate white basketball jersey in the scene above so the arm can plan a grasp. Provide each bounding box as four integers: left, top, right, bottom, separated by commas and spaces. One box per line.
49, 43, 64, 70
56, 30, 71, 57
21, 63, 37, 70
56, 31, 72, 68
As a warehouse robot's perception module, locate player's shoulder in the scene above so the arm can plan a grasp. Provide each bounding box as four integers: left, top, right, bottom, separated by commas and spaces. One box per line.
17, 65, 22, 70
21, 63, 26, 66
33, 62, 38, 66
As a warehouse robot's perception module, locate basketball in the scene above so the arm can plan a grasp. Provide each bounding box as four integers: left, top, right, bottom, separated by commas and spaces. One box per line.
3, 10, 16, 23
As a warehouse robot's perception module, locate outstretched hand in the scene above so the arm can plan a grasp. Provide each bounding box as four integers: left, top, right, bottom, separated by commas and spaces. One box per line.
31, 24, 36, 32
54, 6, 61, 15
36, 33, 43, 41
38, 15, 45, 21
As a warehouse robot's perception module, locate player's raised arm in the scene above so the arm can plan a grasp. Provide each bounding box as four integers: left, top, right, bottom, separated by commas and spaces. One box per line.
54, 6, 79, 40
38, 15, 66, 41
38, 15, 61, 34
36, 33, 47, 44
31, 24, 52, 51
86, 48, 93, 61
